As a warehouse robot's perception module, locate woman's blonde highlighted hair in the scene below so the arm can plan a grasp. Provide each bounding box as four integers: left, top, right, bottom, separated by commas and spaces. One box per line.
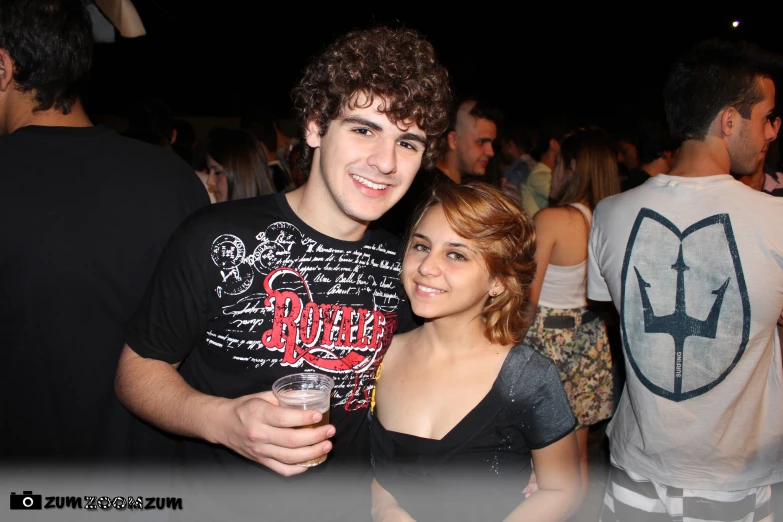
404, 182, 537, 345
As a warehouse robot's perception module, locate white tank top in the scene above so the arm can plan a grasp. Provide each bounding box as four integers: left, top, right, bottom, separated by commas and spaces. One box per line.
537, 202, 591, 309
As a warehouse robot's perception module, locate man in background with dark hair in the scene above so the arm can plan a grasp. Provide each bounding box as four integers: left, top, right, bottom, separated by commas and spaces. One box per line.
375, 98, 501, 237
589, 39, 783, 521
0, 0, 209, 465
621, 120, 679, 191
438, 98, 502, 183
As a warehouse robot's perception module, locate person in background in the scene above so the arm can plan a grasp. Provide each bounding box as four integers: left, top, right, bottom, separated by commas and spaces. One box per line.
590, 39, 783, 522
375, 98, 502, 238
205, 128, 275, 202
0, 0, 209, 466
621, 120, 679, 191
523, 128, 619, 495
499, 122, 538, 206
520, 117, 573, 217
242, 109, 296, 192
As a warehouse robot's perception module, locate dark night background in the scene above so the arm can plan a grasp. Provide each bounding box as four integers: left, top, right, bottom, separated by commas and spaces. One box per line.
84, 3, 782, 136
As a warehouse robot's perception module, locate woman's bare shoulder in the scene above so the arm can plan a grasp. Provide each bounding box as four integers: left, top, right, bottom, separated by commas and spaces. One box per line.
533, 206, 574, 238
537, 205, 581, 220
538, 205, 588, 233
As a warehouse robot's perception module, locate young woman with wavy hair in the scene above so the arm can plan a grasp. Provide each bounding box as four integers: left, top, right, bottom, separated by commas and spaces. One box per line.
370, 182, 582, 522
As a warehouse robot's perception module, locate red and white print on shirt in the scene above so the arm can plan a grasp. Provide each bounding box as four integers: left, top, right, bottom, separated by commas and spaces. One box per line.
208, 221, 402, 411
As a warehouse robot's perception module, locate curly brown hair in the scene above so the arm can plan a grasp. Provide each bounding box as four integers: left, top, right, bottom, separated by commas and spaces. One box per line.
404, 182, 538, 345
292, 26, 452, 171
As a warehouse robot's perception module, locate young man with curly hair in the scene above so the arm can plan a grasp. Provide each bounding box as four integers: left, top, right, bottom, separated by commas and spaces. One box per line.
115, 26, 451, 521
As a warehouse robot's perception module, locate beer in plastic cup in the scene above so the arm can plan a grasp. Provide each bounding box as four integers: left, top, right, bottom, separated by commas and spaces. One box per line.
272, 373, 334, 467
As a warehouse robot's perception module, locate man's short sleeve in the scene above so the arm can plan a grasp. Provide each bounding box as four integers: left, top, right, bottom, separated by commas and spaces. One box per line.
588, 208, 612, 302
125, 217, 211, 363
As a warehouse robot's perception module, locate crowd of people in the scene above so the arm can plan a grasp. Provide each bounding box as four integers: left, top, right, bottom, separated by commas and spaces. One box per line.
2, 1, 783, 522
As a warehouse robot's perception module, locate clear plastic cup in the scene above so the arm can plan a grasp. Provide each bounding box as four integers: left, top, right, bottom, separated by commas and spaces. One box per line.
271, 373, 334, 467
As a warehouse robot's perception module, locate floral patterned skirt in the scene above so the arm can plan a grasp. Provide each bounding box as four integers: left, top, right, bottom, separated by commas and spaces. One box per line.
523, 305, 614, 428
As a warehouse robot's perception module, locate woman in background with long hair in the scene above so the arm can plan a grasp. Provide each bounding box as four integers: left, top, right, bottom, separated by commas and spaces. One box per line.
524, 128, 620, 494
205, 128, 274, 202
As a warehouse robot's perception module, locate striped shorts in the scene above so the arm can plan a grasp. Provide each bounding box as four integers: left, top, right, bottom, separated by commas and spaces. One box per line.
599, 461, 774, 522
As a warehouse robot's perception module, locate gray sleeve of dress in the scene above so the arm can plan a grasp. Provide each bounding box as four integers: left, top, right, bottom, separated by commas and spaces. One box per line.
500, 345, 578, 449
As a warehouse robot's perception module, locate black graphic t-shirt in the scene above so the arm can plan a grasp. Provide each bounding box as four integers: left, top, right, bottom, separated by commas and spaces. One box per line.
0, 125, 210, 466
126, 192, 414, 516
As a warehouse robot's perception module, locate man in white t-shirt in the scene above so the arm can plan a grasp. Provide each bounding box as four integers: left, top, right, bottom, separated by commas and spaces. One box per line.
589, 39, 783, 522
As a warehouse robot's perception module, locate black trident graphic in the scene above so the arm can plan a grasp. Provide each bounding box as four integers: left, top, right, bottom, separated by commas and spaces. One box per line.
634, 245, 730, 395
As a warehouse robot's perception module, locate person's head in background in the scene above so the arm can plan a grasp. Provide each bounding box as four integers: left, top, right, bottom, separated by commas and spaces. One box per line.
205, 128, 274, 203
242, 108, 277, 156
664, 38, 781, 177
499, 124, 537, 169
636, 120, 679, 175
550, 128, 621, 210
615, 134, 641, 172
242, 110, 295, 192
244, 114, 277, 158
242, 107, 297, 159
532, 116, 574, 170
0, 0, 93, 136
438, 98, 503, 183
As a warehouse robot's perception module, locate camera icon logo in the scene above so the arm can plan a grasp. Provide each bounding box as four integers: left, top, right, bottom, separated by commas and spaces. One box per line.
9, 491, 42, 510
